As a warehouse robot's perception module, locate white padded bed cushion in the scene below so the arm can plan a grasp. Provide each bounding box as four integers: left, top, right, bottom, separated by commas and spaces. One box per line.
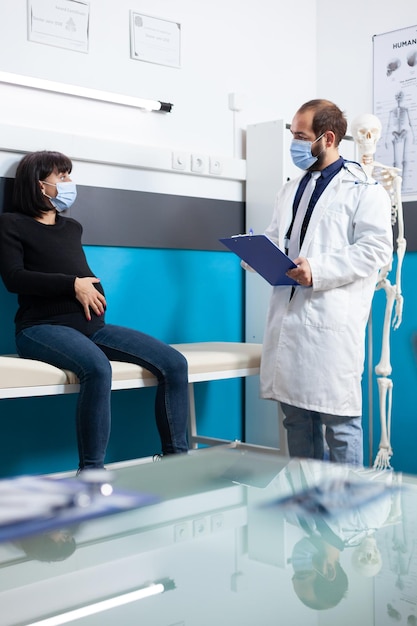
0, 356, 69, 387
0, 342, 262, 388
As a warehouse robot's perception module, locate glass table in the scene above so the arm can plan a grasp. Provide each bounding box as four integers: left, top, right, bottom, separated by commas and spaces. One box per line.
0, 443, 416, 626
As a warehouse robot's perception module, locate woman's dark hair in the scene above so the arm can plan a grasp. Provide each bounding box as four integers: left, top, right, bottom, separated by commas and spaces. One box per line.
298, 99, 348, 146
17, 530, 77, 562
13, 150, 73, 218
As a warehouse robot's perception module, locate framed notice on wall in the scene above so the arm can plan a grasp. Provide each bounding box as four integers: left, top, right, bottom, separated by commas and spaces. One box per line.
27, 0, 90, 53
373, 25, 417, 195
130, 12, 181, 68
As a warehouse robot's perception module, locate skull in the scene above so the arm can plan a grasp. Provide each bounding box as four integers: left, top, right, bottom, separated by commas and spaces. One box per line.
395, 90, 404, 103
350, 113, 382, 159
351, 536, 382, 577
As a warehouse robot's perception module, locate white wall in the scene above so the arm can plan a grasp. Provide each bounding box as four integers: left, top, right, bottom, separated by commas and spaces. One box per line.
2, 2, 415, 166
0, 0, 317, 163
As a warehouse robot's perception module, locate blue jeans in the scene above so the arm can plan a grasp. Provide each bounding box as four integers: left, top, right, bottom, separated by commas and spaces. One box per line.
280, 402, 363, 466
16, 324, 189, 470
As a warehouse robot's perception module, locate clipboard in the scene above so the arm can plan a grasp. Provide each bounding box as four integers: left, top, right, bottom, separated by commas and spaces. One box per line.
219, 234, 297, 286
0, 475, 159, 543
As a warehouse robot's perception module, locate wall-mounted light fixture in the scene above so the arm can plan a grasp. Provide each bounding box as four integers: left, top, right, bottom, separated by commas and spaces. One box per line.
27, 578, 176, 626
0, 71, 173, 112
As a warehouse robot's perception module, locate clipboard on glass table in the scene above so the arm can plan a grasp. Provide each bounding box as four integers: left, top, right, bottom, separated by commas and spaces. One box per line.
219, 234, 298, 286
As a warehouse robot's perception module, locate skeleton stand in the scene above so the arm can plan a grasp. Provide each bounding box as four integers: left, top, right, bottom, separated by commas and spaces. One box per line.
369, 166, 405, 469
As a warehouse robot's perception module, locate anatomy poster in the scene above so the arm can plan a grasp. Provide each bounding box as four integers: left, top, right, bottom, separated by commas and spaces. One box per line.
373, 25, 417, 195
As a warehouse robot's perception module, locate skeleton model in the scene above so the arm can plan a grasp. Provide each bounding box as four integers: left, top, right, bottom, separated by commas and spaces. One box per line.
350, 113, 405, 470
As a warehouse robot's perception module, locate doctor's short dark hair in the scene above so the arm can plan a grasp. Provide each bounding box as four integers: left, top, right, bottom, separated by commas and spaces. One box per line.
295, 561, 348, 611
298, 99, 348, 147
12, 150, 73, 218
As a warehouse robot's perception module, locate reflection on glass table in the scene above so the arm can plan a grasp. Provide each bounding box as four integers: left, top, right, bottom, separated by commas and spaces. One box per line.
0, 443, 416, 626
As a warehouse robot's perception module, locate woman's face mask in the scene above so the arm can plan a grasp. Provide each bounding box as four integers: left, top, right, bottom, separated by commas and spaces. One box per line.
290, 133, 325, 170
41, 181, 77, 212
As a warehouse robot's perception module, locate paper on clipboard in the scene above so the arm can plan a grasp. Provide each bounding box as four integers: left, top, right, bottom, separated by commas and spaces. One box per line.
0, 475, 159, 543
219, 234, 297, 286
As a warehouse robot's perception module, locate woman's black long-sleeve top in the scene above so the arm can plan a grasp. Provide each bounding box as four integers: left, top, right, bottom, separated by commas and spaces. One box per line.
0, 212, 105, 336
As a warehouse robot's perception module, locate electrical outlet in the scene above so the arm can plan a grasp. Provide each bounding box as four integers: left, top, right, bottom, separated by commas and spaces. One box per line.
211, 513, 224, 532
191, 153, 206, 173
193, 516, 209, 537
209, 157, 223, 175
172, 151, 188, 170
174, 522, 191, 542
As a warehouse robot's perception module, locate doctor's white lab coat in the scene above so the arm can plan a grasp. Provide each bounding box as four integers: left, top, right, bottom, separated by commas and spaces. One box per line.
260, 163, 393, 416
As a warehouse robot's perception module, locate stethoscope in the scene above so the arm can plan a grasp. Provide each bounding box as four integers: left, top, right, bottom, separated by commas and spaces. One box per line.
342, 159, 378, 185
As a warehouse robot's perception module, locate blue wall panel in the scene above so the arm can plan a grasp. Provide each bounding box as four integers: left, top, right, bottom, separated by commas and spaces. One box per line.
84, 247, 243, 342
0, 247, 244, 477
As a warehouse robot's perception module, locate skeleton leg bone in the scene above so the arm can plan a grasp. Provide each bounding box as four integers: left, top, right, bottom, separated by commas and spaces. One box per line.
374, 377, 393, 470
373, 280, 396, 469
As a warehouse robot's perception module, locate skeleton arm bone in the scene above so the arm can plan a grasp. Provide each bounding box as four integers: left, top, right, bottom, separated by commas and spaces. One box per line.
392, 173, 405, 329
393, 237, 405, 330
373, 167, 404, 329
405, 108, 417, 144
384, 111, 393, 149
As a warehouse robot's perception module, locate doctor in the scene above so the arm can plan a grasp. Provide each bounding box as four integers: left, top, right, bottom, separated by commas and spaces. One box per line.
260, 99, 393, 465
273, 459, 400, 609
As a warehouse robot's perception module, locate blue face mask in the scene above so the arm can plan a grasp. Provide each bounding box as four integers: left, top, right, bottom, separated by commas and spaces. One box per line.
290, 133, 325, 170
42, 181, 77, 212
290, 537, 321, 574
